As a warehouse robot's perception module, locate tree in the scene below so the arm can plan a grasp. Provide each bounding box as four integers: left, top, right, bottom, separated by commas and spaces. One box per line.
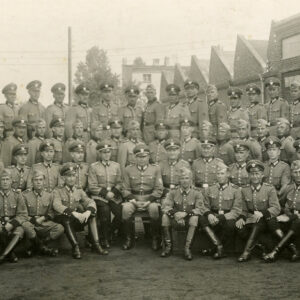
74, 47, 120, 105
133, 57, 146, 67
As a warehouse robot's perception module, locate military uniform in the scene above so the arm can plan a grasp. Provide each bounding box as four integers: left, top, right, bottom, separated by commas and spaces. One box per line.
228, 107, 249, 132
65, 102, 92, 141
1, 134, 26, 167
215, 141, 235, 166
192, 157, 222, 188
279, 135, 296, 164
148, 139, 168, 165
117, 138, 141, 174
228, 163, 249, 187
208, 99, 228, 135
160, 159, 190, 195
266, 98, 289, 135
86, 138, 100, 164
257, 136, 269, 162
142, 98, 164, 144
118, 105, 142, 133
0, 83, 19, 131
284, 183, 300, 232
88, 149, 123, 247
26, 136, 45, 166
62, 137, 84, 163
50, 137, 64, 164
91, 100, 118, 127
27, 162, 61, 192
22, 189, 64, 241
203, 182, 242, 251
248, 103, 267, 136
236, 137, 262, 161
180, 137, 200, 164
7, 165, 30, 192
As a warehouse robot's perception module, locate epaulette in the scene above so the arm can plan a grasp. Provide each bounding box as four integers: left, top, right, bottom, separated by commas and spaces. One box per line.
278, 160, 288, 166
7, 165, 15, 169
12, 189, 21, 193
230, 183, 239, 189
214, 158, 224, 163
263, 182, 272, 187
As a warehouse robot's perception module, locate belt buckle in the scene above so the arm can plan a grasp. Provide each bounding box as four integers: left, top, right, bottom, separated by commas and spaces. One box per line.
170, 184, 175, 189
107, 187, 111, 191
218, 210, 224, 215
202, 184, 208, 188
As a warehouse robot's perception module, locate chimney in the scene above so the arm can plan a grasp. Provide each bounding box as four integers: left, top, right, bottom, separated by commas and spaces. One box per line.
164, 56, 170, 66
153, 58, 160, 66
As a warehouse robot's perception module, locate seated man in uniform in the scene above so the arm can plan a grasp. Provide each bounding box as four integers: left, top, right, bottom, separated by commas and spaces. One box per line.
0, 169, 28, 264
202, 162, 242, 258
263, 160, 300, 262
122, 144, 163, 251
53, 163, 108, 259
88, 141, 123, 249
22, 170, 64, 257
161, 167, 207, 260
235, 160, 281, 262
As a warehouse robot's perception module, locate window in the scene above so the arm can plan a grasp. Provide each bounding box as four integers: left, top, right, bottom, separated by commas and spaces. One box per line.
143, 74, 152, 83
282, 34, 300, 59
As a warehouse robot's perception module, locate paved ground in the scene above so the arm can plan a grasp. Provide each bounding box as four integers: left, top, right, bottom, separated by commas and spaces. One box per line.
1, 239, 300, 300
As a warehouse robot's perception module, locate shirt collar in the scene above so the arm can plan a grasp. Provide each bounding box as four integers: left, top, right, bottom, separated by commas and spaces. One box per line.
236, 162, 246, 169
29, 99, 38, 105
33, 190, 43, 197
180, 187, 191, 195
203, 158, 213, 163
65, 185, 75, 193
43, 162, 52, 168
6, 101, 14, 108
218, 183, 228, 191
269, 160, 279, 167
101, 160, 110, 167
16, 166, 25, 172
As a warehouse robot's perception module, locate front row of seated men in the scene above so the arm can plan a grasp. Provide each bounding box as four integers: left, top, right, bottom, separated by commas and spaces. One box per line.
1, 141, 300, 264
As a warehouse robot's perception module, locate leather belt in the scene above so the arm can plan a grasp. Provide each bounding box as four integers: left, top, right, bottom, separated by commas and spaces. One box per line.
132, 190, 153, 196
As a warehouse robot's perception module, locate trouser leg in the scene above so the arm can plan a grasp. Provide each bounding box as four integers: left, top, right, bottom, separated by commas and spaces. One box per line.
88, 216, 108, 255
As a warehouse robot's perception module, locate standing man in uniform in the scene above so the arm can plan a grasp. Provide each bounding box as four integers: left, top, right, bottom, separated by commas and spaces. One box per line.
256, 119, 270, 161
289, 79, 300, 139
118, 85, 142, 135
265, 77, 289, 136
142, 84, 164, 144
164, 84, 191, 139
206, 84, 228, 136
65, 83, 92, 141
118, 120, 143, 174
45, 83, 68, 137
183, 80, 208, 138
8, 144, 30, 192
108, 120, 124, 163
122, 144, 163, 251
227, 87, 249, 133
91, 82, 118, 127
19, 80, 45, 139
1, 117, 27, 167
27, 119, 47, 166
49, 118, 65, 164
246, 83, 267, 138
0, 83, 19, 136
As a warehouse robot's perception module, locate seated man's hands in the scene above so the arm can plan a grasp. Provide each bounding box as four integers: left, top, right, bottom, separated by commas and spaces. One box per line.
208, 214, 219, 226
235, 218, 245, 229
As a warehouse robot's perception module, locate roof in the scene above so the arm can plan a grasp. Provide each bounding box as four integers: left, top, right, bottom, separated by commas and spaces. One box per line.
196, 58, 210, 82
248, 39, 268, 62
273, 12, 300, 28
162, 70, 174, 83
213, 47, 235, 76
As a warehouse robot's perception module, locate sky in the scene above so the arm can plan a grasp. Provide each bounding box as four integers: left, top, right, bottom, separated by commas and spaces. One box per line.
0, 0, 299, 106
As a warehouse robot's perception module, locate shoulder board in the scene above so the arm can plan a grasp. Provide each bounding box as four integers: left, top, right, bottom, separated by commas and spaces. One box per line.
286, 136, 294, 142
248, 137, 255, 141
278, 160, 288, 166
263, 182, 273, 187
12, 189, 21, 193
192, 186, 201, 191
214, 158, 224, 163
230, 183, 239, 189
7, 165, 15, 169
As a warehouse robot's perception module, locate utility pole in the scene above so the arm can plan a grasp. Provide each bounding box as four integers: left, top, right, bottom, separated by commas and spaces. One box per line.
68, 26, 72, 105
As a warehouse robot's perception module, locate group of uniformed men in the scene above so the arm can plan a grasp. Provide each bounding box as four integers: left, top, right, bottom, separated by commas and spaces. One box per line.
1, 76, 300, 265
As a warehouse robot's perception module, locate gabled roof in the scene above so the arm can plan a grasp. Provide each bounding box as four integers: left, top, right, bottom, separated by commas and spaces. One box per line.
248, 39, 268, 63
213, 46, 235, 77
190, 55, 209, 83
161, 69, 174, 84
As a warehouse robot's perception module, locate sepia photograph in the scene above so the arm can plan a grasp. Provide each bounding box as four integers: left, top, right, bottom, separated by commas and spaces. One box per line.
0, 0, 300, 299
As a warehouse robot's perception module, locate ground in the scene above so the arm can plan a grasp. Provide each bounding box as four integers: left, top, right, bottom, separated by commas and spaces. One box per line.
1, 239, 300, 300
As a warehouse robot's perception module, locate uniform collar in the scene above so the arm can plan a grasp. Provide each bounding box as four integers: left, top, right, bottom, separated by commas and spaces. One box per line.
43, 162, 52, 168
188, 96, 197, 105
250, 103, 258, 108
6, 101, 14, 108
13, 134, 24, 143
269, 160, 279, 167
65, 185, 75, 193
180, 187, 191, 195
169, 102, 179, 109
168, 160, 177, 166
218, 183, 228, 191
130, 138, 138, 144
294, 183, 300, 191
203, 157, 213, 163
54, 102, 64, 108
101, 160, 110, 167
271, 97, 279, 104
0, 190, 10, 197
137, 165, 148, 171
183, 137, 191, 143
230, 106, 240, 112
79, 101, 88, 108
16, 165, 25, 172
236, 162, 246, 169
75, 163, 83, 169
29, 99, 38, 105
251, 184, 262, 192
33, 189, 43, 197
293, 99, 300, 105
36, 135, 45, 141
102, 100, 111, 108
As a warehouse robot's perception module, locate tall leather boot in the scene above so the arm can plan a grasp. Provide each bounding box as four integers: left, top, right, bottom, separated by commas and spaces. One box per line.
88, 217, 108, 255
38, 235, 58, 257
203, 226, 225, 259
151, 220, 160, 251
0, 234, 20, 264
238, 225, 259, 262
122, 219, 133, 250
100, 221, 111, 249
184, 226, 196, 260
161, 226, 172, 258
264, 230, 299, 262
63, 220, 81, 259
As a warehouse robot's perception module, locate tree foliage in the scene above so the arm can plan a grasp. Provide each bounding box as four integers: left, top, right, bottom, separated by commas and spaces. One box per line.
133, 56, 146, 67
